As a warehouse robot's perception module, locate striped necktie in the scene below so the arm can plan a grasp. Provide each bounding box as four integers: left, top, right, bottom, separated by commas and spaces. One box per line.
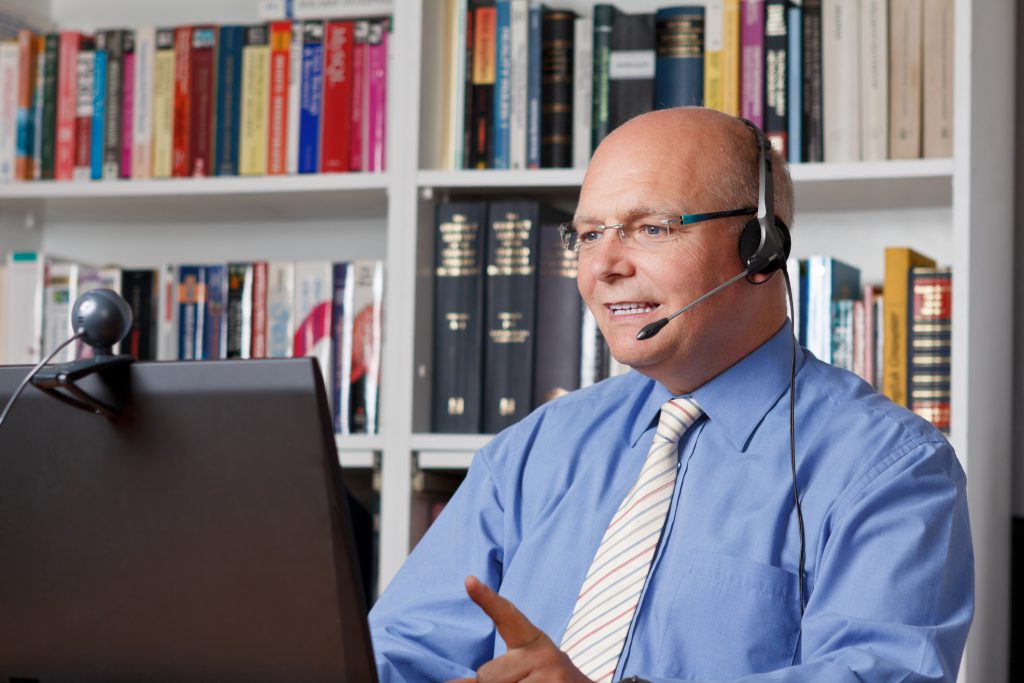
560, 397, 703, 682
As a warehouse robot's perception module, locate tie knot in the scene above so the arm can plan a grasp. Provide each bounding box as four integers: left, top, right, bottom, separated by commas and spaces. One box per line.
654, 397, 703, 444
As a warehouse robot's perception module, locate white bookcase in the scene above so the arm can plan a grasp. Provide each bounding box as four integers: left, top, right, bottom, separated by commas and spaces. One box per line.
0, 2, 1012, 682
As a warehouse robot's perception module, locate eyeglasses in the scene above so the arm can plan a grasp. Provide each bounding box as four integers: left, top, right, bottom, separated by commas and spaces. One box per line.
559, 207, 757, 253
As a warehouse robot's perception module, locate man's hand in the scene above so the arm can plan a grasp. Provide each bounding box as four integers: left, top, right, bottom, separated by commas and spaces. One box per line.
446, 576, 594, 683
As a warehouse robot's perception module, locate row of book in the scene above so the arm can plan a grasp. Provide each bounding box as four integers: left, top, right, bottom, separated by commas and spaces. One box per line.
0, 16, 390, 183
436, 0, 953, 171
0, 253, 384, 435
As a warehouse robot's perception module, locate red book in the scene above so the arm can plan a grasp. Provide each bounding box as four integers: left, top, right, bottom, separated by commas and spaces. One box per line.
55, 31, 81, 181
349, 20, 368, 171
267, 21, 291, 176
251, 261, 268, 358
171, 26, 192, 177
189, 26, 217, 176
119, 31, 134, 178
73, 35, 95, 180
321, 21, 353, 173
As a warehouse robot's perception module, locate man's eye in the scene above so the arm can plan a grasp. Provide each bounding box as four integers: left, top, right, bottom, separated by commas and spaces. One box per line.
580, 230, 602, 243
642, 224, 668, 237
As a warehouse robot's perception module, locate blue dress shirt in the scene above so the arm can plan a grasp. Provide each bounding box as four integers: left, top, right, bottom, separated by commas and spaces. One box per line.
370, 325, 974, 682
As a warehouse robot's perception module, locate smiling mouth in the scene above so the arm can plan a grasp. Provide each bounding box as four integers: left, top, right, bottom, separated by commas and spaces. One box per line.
607, 302, 659, 316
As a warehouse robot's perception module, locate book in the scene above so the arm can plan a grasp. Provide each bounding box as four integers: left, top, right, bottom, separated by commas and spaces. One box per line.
150, 28, 175, 178
822, 0, 859, 161
533, 204, 580, 407
157, 264, 179, 361
492, 0, 511, 169
882, 246, 934, 406
437, 0, 459, 170
331, 262, 354, 434
786, 1, 802, 162
176, 264, 206, 360
171, 26, 191, 177
5, 251, 46, 363
908, 266, 951, 433
922, 0, 953, 158
805, 255, 860, 365
293, 261, 333, 389
321, 20, 354, 173
526, 1, 541, 168
888, 0, 921, 159
654, 6, 705, 110
30, 34, 44, 180
800, 0, 823, 161
131, 26, 154, 180
508, 0, 528, 170
468, 0, 496, 169
350, 20, 369, 171
579, 306, 609, 388
214, 26, 245, 176
189, 26, 217, 176
89, 32, 106, 179
251, 261, 268, 358
54, 31, 81, 181
39, 33, 58, 180
286, 21, 303, 175
572, 16, 592, 169
203, 263, 228, 360
267, 261, 295, 358
540, 9, 574, 168
483, 200, 540, 433
15, 29, 37, 180
859, 0, 887, 160
432, 201, 487, 433
703, 0, 724, 112
366, 19, 388, 171
239, 24, 270, 176
763, 0, 788, 154
830, 298, 855, 372
740, 0, 764, 127
349, 259, 383, 434
267, 21, 291, 175
43, 262, 98, 362
119, 30, 133, 178
120, 268, 158, 360
0, 41, 18, 183
102, 29, 126, 180
72, 35, 94, 180
607, 8, 655, 139
298, 20, 323, 173
226, 262, 254, 359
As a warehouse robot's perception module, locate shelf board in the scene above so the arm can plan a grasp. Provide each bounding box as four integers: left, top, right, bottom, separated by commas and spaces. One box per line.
418, 168, 585, 189
336, 434, 384, 469
412, 433, 493, 469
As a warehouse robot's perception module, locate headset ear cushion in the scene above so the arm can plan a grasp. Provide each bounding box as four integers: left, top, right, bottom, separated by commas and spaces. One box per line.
739, 218, 792, 274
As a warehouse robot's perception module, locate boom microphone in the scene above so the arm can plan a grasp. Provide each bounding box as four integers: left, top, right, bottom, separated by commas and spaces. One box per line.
636, 269, 750, 340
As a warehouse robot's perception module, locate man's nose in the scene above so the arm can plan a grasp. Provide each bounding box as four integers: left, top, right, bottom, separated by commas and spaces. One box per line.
586, 231, 635, 281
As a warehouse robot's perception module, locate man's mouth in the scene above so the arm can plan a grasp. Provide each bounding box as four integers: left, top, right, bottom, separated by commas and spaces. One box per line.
606, 302, 659, 316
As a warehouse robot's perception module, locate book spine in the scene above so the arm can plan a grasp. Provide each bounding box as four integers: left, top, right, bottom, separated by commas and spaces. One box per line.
801, 0, 823, 161
73, 37, 94, 180
859, 0, 887, 160
286, 22, 303, 175
572, 17, 592, 169
432, 201, 487, 433
703, 0, 724, 112
349, 259, 383, 434
5, 252, 46, 363
293, 261, 334, 398
321, 20, 353, 173
470, 2, 496, 169
102, 30, 124, 180
54, 32, 80, 181
508, 0, 528, 170
448, 1, 467, 170
31, 35, 45, 180
740, 0, 764, 127
654, 7, 705, 109
0, 42, 18, 183
908, 267, 952, 433
882, 246, 935, 406
483, 201, 539, 433
491, 0, 511, 170
889, 0, 921, 159
43, 263, 75, 362
331, 262, 354, 434
240, 24, 270, 176
763, 1, 788, 155
532, 205, 580, 407
90, 35, 106, 180
226, 262, 254, 359
267, 261, 295, 357
721, 0, 741, 116
157, 264, 178, 361
119, 31, 135, 178
786, 3, 802, 163
607, 12, 655, 134
120, 269, 158, 360
349, 20, 368, 171
251, 261, 268, 358
460, 7, 476, 169
540, 9, 574, 168
822, 0, 860, 161
15, 30, 38, 181
131, 26, 154, 180
526, 2, 541, 168
189, 26, 216, 176
151, 28, 175, 178
366, 19, 387, 172
177, 264, 206, 361
267, 21, 291, 175
298, 20, 323, 174
830, 299, 855, 371
214, 26, 244, 176
922, 0, 953, 158
590, 4, 614, 152
203, 264, 228, 360
579, 306, 608, 388
171, 26, 192, 177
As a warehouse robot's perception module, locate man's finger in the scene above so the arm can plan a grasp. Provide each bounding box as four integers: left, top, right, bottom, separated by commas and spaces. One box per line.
464, 575, 544, 649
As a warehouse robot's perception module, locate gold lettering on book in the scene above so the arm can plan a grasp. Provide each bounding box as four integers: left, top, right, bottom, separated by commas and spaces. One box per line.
437, 214, 482, 278
487, 214, 534, 276
447, 397, 465, 416
499, 398, 517, 416
446, 313, 469, 331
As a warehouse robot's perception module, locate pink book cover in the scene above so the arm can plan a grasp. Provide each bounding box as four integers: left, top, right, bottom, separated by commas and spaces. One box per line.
349, 20, 368, 171
120, 46, 135, 178
740, 0, 764, 128
55, 31, 80, 181
367, 19, 387, 172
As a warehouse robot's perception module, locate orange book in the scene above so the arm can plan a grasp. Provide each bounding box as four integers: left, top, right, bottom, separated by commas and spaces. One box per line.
267, 21, 291, 176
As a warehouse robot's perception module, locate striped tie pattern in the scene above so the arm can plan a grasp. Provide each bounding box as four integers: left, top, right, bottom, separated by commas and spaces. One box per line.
560, 397, 703, 682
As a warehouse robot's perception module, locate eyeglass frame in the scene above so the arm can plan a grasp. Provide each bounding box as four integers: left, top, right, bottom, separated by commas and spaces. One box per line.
558, 207, 758, 253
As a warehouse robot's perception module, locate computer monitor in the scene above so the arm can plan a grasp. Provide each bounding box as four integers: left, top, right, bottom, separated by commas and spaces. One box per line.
0, 358, 378, 683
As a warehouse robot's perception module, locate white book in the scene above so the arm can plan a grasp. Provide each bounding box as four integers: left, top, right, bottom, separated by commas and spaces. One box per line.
822, 0, 861, 162
573, 17, 593, 170
294, 261, 334, 402
888, 0, 922, 158
5, 251, 46, 364
922, 0, 953, 158
579, 307, 601, 388
132, 26, 155, 180
267, 261, 295, 357
285, 22, 302, 175
156, 263, 178, 361
349, 260, 383, 434
0, 41, 19, 183
508, 0, 529, 170
43, 262, 98, 362
859, 0, 887, 160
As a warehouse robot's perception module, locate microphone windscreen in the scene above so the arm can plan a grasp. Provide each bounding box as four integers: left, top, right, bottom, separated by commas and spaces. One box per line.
637, 318, 669, 341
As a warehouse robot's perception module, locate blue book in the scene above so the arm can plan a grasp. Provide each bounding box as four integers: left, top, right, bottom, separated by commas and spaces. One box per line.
203, 264, 228, 360
298, 21, 324, 174
215, 26, 245, 176
90, 37, 107, 180
653, 6, 705, 109
787, 4, 802, 163
331, 262, 353, 434
806, 256, 860, 364
492, 0, 511, 169
177, 265, 206, 361
526, 1, 541, 169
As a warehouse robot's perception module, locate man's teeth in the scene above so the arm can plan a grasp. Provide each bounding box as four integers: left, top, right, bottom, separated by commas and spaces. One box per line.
609, 303, 657, 315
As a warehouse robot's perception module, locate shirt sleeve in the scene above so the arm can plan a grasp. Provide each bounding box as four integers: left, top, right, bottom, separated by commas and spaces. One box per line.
641, 439, 974, 683
369, 431, 515, 683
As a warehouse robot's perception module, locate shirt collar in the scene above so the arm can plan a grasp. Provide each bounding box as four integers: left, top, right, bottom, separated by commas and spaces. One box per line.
629, 323, 804, 451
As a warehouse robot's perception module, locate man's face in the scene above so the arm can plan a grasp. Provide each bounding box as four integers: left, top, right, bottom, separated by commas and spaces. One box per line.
575, 132, 752, 390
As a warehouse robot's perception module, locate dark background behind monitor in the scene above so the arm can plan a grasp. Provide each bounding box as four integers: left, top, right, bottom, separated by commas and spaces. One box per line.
0, 358, 378, 683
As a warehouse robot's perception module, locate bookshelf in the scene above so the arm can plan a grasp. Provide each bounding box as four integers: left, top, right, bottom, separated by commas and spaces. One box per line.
0, 2, 1013, 683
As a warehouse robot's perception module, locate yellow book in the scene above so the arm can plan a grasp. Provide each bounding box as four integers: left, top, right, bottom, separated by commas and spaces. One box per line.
704, 0, 724, 112
721, 0, 741, 117
239, 26, 270, 176
883, 247, 935, 406
151, 28, 176, 178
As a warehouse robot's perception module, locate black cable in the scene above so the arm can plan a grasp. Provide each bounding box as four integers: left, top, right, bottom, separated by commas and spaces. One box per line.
781, 267, 807, 615
0, 332, 84, 434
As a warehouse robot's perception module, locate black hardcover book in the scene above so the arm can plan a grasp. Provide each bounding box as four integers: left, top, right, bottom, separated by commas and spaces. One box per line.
102, 29, 126, 179
40, 33, 59, 180
432, 201, 488, 433
608, 9, 655, 136
532, 205, 579, 407
469, 0, 496, 168
764, 0, 789, 156
801, 0, 823, 162
540, 9, 575, 168
226, 263, 254, 359
483, 200, 541, 434
460, 8, 476, 169
591, 4, 614, 152
120, 269, 159, 360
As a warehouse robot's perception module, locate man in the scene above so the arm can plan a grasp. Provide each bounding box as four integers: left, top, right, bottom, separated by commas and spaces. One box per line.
370, 108, 973, 682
